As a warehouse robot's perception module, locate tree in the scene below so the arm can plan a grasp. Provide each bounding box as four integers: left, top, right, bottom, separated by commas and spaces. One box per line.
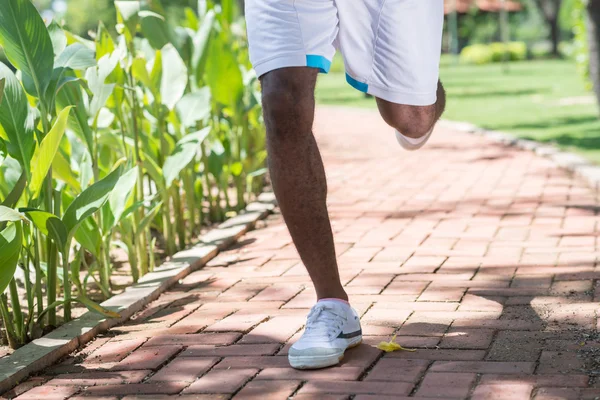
588, 0, 600, 110
531, 0, 563, 56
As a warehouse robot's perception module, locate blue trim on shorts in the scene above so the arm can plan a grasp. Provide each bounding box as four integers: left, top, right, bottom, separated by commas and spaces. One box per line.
306, 55, 331, 74
345, 73, 369, 93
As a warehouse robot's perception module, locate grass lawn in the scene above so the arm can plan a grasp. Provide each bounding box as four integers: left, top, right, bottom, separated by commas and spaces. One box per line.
316, 55, 600, 163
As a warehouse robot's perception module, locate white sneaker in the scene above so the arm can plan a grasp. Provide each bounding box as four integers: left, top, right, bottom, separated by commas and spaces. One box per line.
288, 299, 362, 370
395, 126, 434, 151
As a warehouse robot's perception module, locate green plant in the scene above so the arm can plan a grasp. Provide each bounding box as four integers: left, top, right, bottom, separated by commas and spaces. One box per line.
0, 0, 265, 348
460, 42, 528, 65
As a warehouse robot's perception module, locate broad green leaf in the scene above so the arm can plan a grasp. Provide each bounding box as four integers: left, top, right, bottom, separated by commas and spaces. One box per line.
192, 10, 215, 81
163, 127, 210, 187
0, 78, 4, 105
56, 43, 96, 70
109, 166, 138, 224
207, 140, 225, 177
75, 295, 120, 319
22, 209, 68, 251
0, 0, 54, 98
29, 106, 73, 200
143, 156, 166, 192
1, 172, 26, 208
74, 218, 101, 257
115, 1, 140, 40
131, 57, 153, 92
35, 300, 64, 325
138, 201, 162, 233
63, 166, 123, 237
56, 79, 94, 152
96, 22, 115, 61
176, 87, 211, 127
206, 34, 243, 110
86, 52, 119, 118
48, 20, 67, 59
0, 206, 24, 222
150, 50, 162, 93
160, 44, 187, 110
0, 222, 22, 295
230, 161, 243, 177
52, 150, 81, 192
140, 11, 171, 50
0, 63, 34, 177
185, 7, 199, 30
220, 0, 235, 26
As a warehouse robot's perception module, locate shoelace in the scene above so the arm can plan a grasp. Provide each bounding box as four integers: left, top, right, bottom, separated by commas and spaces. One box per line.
303, 304, 347, 340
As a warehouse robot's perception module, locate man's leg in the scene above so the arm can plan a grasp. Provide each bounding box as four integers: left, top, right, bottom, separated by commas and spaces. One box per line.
260, 67, 348, 301
377, 80, 447, 139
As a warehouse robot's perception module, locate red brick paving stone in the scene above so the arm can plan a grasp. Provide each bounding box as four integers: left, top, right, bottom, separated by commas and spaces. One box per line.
48, 370, 151, 386
581, 388, 600, 399
537, 350, 586, 374
439, 328, 495, 349
471, 381, 534, 400
371, 246, 413, 263
396, 313, 453, 337
181, 343, 280, 357
478, 374, 589, 388
255, 366, 365, 381
296, 381, 413, 396
214, 356, 289, 369
111, 345, 182, 370
145, 332, 241, 346
430, 361, 535, 374
416, 372, 477, 399
364, 358, 429, 382
533, 387, 581, 399
183, 368, 258, 394
293, 395, 349, 400
354, 397, 438, 400
486, 330, 546, 361
13, 385, 79, 400
170, 308, 235, 331
68, 397, 118, 400
204, 312, 268, 332
380, 280, 428, 296
83, 382, 188, 396
240, 316, 304, 343
418, 287, 466, 302
121, 396, 227, 400
83, 338, 146, 364
457, 293, 505, 311
232, 380, 300, 399
250, 284, 302, 302
1, 376, 49, 399
148, 357, 219, 382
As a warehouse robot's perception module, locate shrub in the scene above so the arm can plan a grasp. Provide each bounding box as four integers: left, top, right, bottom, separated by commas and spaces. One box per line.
459, 44, 494, 65
460, 42, 527, 65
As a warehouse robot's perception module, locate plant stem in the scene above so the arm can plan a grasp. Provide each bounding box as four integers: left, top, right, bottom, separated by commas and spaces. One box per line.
0, 295, 18, 349
128, 73, 149, 275
172, 184, 185, 250
9, 279, 23, 344
33, 230, 43, 317
183, 169, 196, 239
62, 248, 71, 322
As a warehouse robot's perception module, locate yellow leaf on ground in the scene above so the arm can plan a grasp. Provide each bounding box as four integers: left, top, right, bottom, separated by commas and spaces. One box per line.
377, 335, 417, 353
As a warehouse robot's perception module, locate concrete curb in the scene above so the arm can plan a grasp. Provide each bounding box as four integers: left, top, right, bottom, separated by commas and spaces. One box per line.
0, 193, 277, 393
440, 120, 600, 191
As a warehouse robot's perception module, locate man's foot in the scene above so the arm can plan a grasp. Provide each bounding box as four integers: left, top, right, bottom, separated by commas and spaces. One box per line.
395, 126, 434, 151
288, 299, 362, 370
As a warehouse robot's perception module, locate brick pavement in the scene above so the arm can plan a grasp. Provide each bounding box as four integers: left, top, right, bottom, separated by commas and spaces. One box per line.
5, 107, 600, 399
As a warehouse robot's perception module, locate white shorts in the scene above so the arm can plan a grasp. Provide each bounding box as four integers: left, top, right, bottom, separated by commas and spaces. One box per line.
245, 0, 444, 106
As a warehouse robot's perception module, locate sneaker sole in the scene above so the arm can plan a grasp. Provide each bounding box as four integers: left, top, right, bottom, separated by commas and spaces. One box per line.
288, 338, 363, 370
